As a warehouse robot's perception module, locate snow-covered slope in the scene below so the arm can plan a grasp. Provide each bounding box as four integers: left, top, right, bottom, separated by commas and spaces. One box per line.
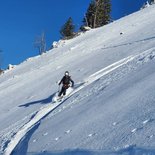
1, 5, 155, 155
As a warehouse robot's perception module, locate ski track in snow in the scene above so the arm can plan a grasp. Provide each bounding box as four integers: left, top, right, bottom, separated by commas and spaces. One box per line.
3, 48, 155, 155
46, 48, 155, 122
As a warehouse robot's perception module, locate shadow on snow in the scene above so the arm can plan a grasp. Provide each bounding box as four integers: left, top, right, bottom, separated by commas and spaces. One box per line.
11, 123, 40, 155
26, 146, 155, 155
18, 82, 85, 108
18, 93, 55, 108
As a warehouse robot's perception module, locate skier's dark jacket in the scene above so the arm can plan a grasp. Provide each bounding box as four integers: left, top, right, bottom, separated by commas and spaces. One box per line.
59, 75, 74, 88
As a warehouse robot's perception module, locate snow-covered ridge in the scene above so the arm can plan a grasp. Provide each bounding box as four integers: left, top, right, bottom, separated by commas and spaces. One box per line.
1, 5, 155, 155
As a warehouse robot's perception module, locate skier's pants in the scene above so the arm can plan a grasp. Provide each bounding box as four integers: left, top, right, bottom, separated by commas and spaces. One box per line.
58, 86, 67, 97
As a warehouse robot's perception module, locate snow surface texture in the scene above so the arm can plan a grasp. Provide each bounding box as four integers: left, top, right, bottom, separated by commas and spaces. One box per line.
1, 5, 155, 155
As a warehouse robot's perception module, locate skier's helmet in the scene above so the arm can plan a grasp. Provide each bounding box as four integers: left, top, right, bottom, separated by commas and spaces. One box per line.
65, 71, 69, 76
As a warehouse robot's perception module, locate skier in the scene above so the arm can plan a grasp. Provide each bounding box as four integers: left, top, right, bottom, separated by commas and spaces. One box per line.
58, 71, 74, 98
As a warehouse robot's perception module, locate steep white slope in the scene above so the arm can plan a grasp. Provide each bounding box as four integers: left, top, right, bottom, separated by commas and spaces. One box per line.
1, 5, 155, 155
25, 49, 155, 155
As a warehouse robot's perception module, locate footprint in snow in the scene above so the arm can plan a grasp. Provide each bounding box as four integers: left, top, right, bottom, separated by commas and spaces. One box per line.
56, 66, 62, 70
147, 135, 154, 139
33, 139, 37, 143
58, 109, 62, 112
124, 144, 136, 149
55, 137, 61, 141
43, 132, 48, 136
142, 119, 153, 125
27, 95, 34, 99
131, 128, 137, 133
62, 106, 66, 109
88, 133, 96, 137
114, 144, 136, 151
143, 119, 150, 125
65, 130, 71, 134
113, 122, 119, 126
131, 127, 143, 133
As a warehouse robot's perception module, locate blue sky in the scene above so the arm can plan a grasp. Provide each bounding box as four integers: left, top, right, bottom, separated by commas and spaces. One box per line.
0, 0, 147, 69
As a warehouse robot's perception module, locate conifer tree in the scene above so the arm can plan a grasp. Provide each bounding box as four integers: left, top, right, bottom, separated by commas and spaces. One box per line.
60, 17, 75, 39
95, 0, 111, 27
82, 0, 111, 29
150, 0, 155, 4
83, 1, 96, 28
